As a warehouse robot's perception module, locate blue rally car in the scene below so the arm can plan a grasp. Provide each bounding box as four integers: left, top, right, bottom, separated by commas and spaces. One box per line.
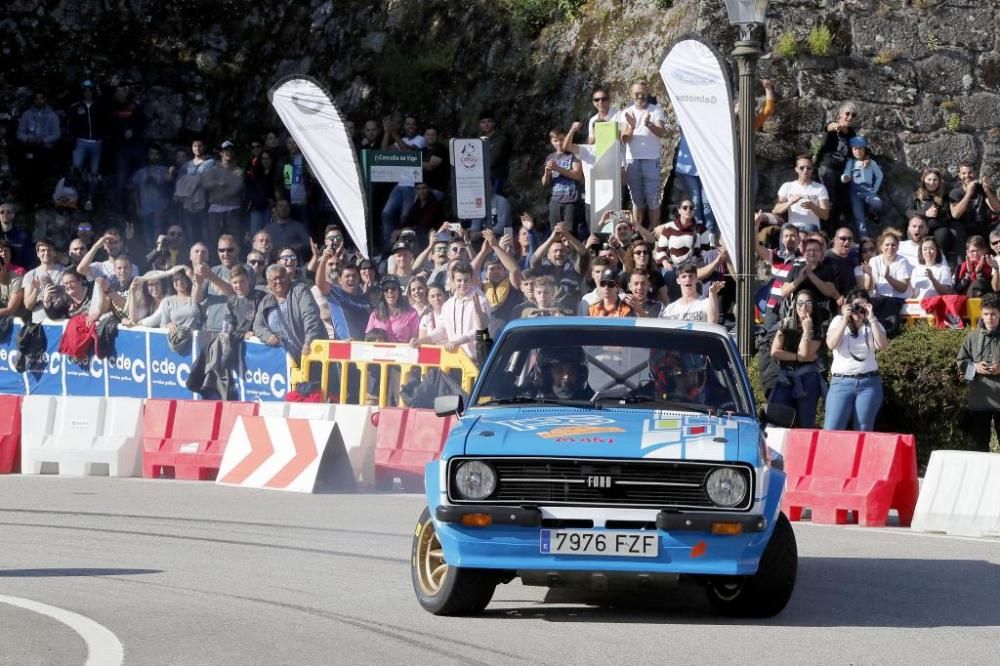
410, 317, 797, 617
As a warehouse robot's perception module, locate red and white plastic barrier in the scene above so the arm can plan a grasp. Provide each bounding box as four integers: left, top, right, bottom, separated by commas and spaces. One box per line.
216, 415, 358, 493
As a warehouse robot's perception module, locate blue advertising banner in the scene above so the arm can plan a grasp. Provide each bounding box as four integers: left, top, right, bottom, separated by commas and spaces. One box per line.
0, 321, 25, 395
104, 328, 155, 399
0, 322, 287, 401
240, 340, 290, 402
23, 324, 65, 396
147, 328, 198, 400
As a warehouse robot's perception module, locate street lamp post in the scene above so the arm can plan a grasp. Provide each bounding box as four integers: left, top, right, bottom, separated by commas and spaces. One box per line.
724, 0, 769, 365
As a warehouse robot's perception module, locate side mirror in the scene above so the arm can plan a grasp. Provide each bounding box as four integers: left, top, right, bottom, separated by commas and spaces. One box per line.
434, 394, 464, 418
761, 403, 796, 428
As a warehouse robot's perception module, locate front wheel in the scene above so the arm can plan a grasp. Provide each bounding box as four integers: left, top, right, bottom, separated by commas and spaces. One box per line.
704, 512, 797, 618
411, 507, 498, 616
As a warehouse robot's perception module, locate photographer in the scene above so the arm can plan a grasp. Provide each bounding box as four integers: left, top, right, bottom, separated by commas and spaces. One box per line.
956, 293, 1000, 452
823, 288, 888, 432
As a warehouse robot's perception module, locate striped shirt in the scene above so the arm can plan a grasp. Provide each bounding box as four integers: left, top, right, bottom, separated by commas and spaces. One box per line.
656, 221, 712, 268
766, 250, 802, 312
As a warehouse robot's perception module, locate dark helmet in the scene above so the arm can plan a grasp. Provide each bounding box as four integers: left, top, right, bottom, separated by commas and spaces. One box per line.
648, 349, 708, 401
538, 346, 589, 399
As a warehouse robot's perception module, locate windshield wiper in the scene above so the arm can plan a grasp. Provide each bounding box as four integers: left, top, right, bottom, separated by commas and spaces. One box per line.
479, 395, 596, 409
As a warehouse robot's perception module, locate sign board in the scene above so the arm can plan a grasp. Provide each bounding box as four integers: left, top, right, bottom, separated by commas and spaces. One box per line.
0, 321, 288, 401
591, 121, 622, 232
450, 138, 491, 220
363, 150, 423, 185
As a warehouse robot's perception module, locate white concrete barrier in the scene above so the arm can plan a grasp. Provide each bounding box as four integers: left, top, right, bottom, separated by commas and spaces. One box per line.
21, 396, 144, 477
911, 450, 1000, 538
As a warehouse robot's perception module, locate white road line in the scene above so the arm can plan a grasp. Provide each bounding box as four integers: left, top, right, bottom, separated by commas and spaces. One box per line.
0, 595, 124, 666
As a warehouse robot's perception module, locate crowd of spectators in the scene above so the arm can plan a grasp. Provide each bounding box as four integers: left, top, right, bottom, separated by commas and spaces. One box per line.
1, 80, 998, 437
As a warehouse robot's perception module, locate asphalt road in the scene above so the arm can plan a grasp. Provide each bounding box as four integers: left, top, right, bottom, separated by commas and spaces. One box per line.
1, 477, 998, 665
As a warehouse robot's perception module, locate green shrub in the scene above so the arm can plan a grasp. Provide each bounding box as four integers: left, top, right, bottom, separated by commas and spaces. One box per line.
774, 31, 798, 59
873, 47, 902, 65
876, 325, 977, 465
751, 325, 978, 468
945, 112, 961, 132
806, 25, 833, 56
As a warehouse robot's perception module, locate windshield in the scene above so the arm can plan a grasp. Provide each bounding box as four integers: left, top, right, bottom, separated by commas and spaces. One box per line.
474, 326, 752, 415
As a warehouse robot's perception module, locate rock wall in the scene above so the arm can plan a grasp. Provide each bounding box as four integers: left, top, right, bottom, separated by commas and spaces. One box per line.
1, 0, 997, 228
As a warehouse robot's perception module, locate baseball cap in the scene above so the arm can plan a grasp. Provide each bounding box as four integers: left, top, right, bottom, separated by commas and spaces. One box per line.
849, 136, 869, 148
220, 140, 235, 151
599, 268, 618, 285
81, 80, 96, 89
391, 240, 412, 254
358, 258, 373, 270
380, 275, 401, 290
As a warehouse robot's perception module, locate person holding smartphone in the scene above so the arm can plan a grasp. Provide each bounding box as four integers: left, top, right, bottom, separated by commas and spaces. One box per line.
956, 293, 1000, 451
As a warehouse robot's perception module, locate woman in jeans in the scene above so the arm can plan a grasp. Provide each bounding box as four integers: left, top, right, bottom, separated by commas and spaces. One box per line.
768, 289, 824, 428
823, 288, 888, 431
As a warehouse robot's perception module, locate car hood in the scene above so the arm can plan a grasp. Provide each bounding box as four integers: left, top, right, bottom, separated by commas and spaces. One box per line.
459, 406, 760, 464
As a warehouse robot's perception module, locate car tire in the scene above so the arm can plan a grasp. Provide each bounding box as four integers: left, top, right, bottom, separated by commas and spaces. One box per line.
411, 507, 498, 616
704, 512, 797, 618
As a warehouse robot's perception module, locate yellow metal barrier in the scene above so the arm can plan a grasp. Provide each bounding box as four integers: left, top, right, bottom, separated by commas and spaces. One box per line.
291, 340, 478, 407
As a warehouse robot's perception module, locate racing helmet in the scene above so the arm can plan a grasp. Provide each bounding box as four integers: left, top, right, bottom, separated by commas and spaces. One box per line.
648, 349, 708, 401
537, 346, 589, 399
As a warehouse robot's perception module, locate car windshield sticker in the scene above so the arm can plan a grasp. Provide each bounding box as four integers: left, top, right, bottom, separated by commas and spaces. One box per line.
537, 425, 625, 439
641, 415, 738, 461
483, 415, 618, 432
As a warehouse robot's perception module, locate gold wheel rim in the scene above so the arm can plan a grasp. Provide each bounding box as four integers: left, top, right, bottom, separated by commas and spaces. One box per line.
416, 518, 448, 596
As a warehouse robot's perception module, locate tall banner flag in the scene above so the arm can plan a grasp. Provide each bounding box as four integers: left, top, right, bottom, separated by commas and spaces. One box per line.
590, 121, 621, 232
269, 76, 370, 258
659, 37, 739, 272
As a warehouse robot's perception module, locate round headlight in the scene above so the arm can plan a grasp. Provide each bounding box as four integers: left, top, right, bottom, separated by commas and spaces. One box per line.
454, 461, 496, 500
705, 468, 748, 508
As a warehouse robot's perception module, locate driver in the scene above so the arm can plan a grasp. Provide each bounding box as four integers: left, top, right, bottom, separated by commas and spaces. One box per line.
537, 347, 593, 401
648, 349, 709, 403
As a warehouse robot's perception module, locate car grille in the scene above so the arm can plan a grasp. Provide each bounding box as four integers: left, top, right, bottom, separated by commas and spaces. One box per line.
447, 457, 754, 511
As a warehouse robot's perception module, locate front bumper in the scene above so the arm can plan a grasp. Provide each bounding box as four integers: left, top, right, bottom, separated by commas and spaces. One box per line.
436, 505, 767, 534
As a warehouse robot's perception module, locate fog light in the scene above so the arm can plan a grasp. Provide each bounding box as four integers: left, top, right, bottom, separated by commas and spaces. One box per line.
460, 513, 492, 527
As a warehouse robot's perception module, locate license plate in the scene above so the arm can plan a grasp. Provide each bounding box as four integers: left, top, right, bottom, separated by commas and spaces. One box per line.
540, 530, 659, 558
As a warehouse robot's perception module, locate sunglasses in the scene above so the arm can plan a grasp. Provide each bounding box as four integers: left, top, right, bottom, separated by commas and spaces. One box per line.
991, 240, 1000, 246
248, 259, 265, 266
599, 281, 618, 288
449, 247, 464, 253
796, 301, 814, 307
326, 236, 343, 242
279, 255, 297, 261
592, 96, 609, 102
218, 247, 235, 253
